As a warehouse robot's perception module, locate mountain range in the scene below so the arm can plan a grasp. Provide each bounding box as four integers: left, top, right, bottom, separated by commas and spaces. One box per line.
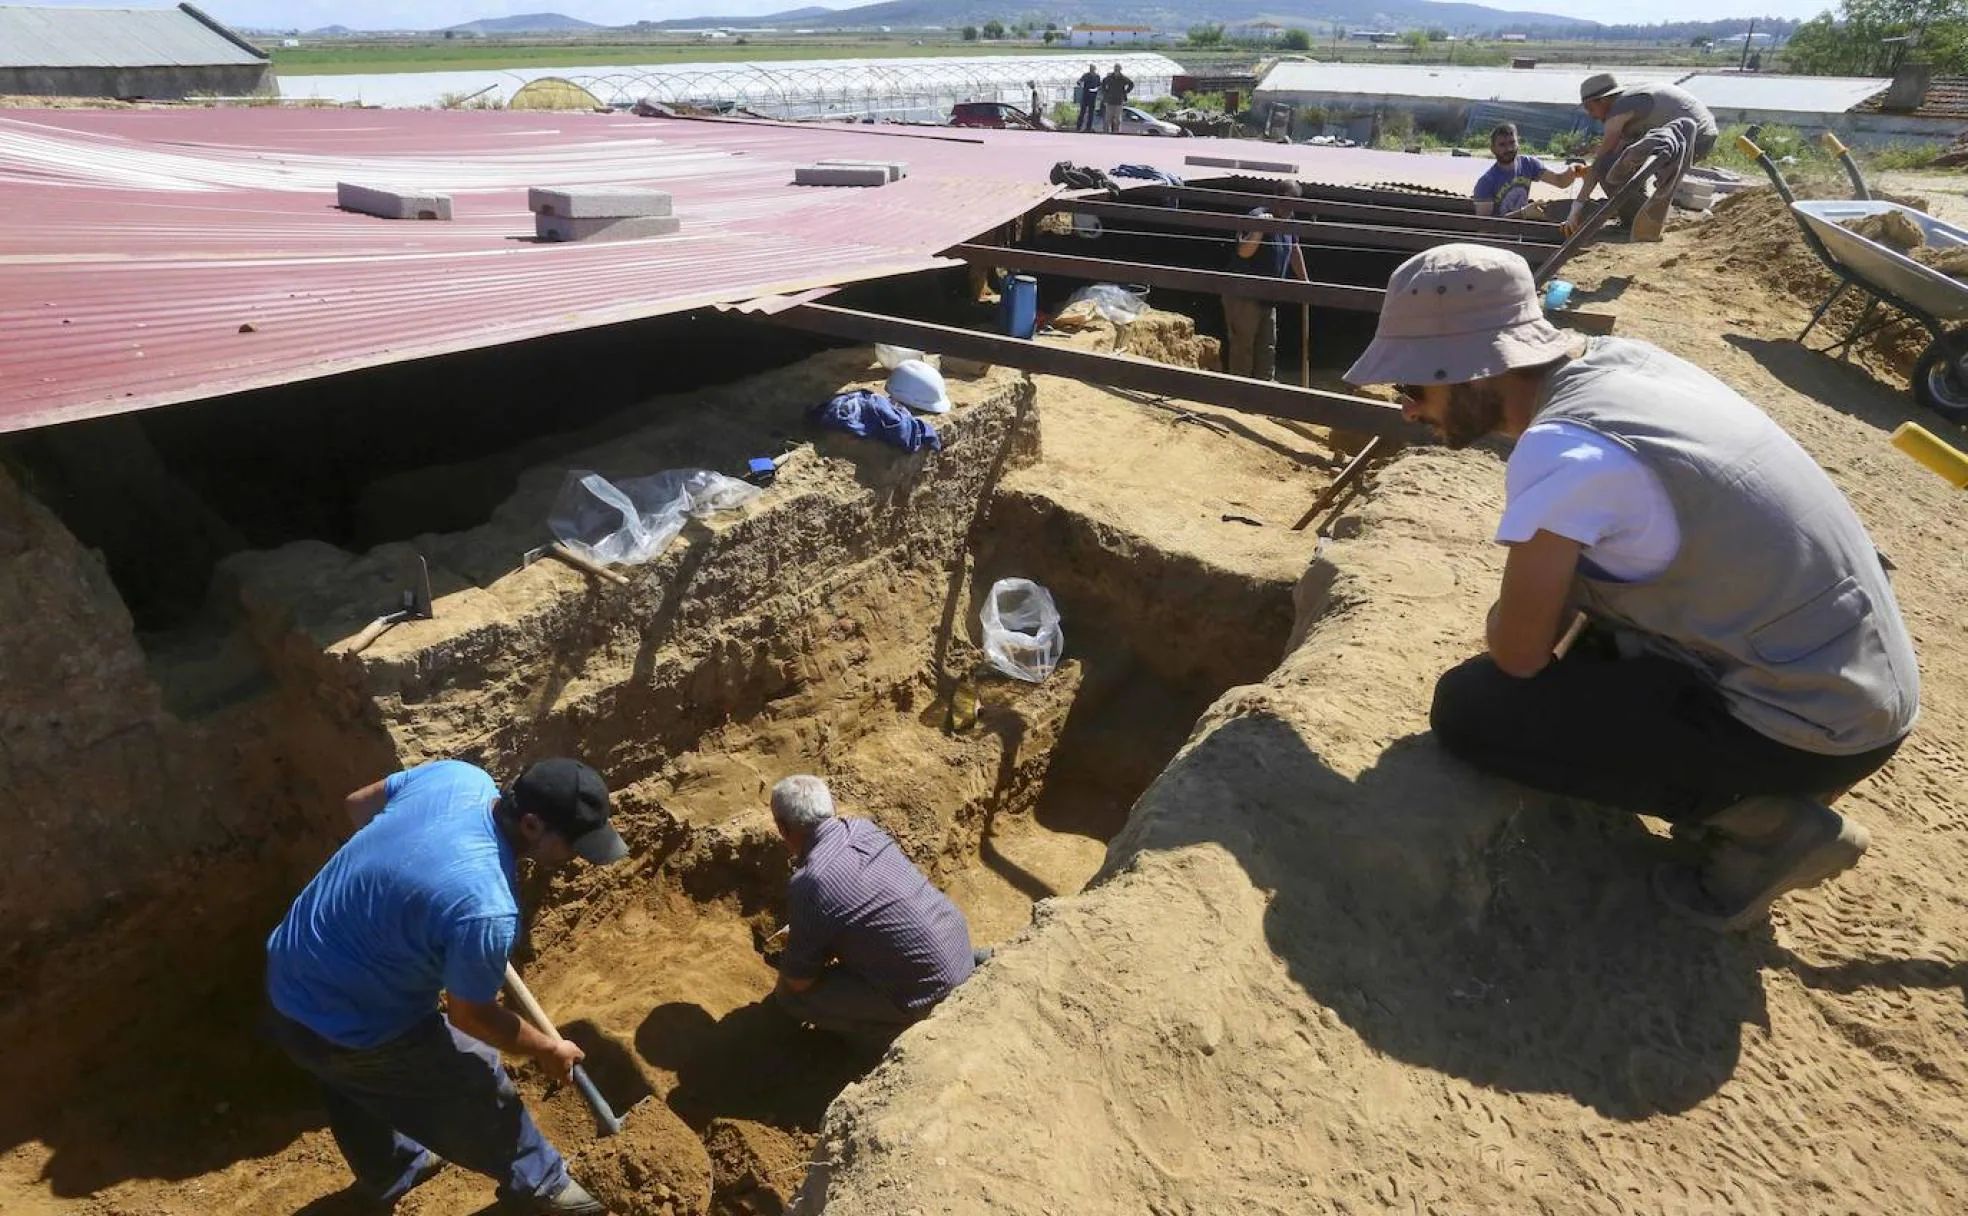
644, 1, 1597, 33
445, 12, 605, 33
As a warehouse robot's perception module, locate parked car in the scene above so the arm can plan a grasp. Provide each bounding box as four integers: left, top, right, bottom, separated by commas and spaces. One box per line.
1113, 106, 1187, 137
949, 101, 1054, 131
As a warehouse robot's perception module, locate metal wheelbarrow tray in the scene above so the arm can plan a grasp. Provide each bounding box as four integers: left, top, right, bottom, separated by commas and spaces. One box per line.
1790, 199, 1968, 420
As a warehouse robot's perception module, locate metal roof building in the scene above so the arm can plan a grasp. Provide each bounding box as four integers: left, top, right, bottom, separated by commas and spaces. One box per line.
0, 3, 271, 99
0, 107, 1486, 434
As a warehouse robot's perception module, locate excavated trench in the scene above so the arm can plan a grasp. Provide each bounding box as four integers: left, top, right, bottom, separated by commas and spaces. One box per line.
0, 322, 1335, 1215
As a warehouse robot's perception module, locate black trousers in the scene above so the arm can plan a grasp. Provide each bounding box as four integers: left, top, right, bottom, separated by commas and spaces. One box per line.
1430, 646, 1904, 824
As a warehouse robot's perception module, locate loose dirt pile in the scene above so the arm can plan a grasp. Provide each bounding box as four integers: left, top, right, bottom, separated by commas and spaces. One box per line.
1666, 188, 1935, 384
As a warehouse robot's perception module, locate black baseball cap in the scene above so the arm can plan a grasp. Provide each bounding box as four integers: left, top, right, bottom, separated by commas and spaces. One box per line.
507, 759, 628, 864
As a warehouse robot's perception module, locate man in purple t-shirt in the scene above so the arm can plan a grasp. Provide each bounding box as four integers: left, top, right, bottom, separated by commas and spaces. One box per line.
1472, 123, 1582, 218
766, 775, 979, 1045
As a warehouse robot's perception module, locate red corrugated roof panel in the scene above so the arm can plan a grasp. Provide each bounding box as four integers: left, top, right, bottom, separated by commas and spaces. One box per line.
0, 108, 1482, 434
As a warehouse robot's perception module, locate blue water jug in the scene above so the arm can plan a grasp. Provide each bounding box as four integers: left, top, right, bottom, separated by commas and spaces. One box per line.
1543, 279, 1574, 312
1001, 275, 1038, 339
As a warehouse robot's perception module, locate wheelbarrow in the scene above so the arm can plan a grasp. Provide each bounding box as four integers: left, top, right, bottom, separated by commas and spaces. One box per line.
1739, 131, 1968, 422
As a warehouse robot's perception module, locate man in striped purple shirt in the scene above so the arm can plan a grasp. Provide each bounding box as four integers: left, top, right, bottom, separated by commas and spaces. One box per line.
768, 775, 979, 1044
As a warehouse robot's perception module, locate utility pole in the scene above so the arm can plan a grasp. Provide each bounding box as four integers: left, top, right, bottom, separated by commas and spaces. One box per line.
1739, 18, 1756, 72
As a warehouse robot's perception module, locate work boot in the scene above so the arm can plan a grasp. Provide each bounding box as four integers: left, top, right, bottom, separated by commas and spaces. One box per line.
1653, 794, 1870, 932
540, 1180, 605, 1215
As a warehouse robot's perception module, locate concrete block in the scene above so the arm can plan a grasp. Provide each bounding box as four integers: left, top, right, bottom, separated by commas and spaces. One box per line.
794, 165, 889, 187
336, 182, 452, 221
528, 187, 674, 218
814, 158, 909, 181
535, 213, 682, 243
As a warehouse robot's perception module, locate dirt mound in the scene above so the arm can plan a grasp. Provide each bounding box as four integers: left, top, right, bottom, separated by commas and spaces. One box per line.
1846, 209, 1928, 252
1048, 305, 1221, 370
571, 1109, 713, 1216
1672, 188, 1934, 383
704, 1118, 807, 1215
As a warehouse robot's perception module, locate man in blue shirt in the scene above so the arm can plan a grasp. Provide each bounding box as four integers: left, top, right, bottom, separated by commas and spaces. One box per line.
1223, 202, 1310, 381
1472, 123, 1582, 218
264, 758, 629, 1214
766, 775, 979, 1047
1076, 63, 1101, 132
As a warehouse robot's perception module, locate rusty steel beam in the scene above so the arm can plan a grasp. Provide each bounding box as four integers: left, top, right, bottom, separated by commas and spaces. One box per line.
1040, 198, 1553, 265
767, 303, 1424, 440
1194, 177, 1482, 215
1123, 184, 1565, 243
945, 242, 1384, 311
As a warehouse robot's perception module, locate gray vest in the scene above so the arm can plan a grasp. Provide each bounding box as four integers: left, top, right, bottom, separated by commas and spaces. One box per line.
1534, 338, 1918, 755
1613, 83, 1718, 144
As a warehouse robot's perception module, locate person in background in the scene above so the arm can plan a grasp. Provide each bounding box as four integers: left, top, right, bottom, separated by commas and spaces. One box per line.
767, 775, 982, 1047
1100, 63, 1134, 134
264, 759, 630, 1215
1076, 63, 1102, 132
1473, 122, 1582, 218
1223, 196, 1310, 381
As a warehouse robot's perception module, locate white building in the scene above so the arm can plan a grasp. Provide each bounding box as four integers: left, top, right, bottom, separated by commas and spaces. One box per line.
1069, 25, 1157, 47
1226, 21, 1287, 42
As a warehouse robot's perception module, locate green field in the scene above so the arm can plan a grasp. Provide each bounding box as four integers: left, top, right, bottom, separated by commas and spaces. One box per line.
269, 38, 1089, 76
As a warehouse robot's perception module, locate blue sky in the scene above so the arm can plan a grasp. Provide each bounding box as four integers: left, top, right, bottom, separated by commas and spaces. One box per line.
23, 0, 1842, 34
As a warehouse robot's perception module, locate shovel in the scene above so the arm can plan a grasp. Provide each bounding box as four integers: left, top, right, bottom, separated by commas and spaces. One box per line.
344, 554, 434, 653
504, 963, 623, 1136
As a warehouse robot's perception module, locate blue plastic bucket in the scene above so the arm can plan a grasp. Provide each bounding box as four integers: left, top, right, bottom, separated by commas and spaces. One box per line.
1001, 274, 1038, 339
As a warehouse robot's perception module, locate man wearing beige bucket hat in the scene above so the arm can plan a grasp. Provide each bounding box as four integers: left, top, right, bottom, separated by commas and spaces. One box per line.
1347, 244, 1919, 932
1569, 72, 1717, 241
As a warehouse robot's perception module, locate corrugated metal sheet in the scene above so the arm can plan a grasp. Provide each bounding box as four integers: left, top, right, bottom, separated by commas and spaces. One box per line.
0, 109, 1489, 435
0, 4, 265, 70
1680, 73, 1889, 115
1255, 63, 1687, 107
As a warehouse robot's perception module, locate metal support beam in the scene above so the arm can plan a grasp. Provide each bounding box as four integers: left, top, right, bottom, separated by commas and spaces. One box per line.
1041, 198, 1552, 265
945, 243, 1384, 312
1531, 152, 1667, 285
766, 304, 1423, 440
1123, 184, 1565, 243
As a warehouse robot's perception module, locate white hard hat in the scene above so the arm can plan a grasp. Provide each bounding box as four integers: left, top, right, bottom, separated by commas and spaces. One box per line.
887, 358, 951, 415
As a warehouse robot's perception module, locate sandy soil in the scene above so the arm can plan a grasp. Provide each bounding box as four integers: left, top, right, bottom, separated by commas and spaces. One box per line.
801, 205, 1968, 1212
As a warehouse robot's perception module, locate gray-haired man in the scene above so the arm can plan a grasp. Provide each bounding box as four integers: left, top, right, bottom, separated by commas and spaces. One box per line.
767, 775, 980, 1043
1346, 244, 1918, 931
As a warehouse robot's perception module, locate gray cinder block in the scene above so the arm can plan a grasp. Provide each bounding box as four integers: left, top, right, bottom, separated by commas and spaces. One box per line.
794, 165, 889, 187
534, 213, 683, 243
814, 159, 908, 181
337, 182, 453, 220
528, 187, 674, 218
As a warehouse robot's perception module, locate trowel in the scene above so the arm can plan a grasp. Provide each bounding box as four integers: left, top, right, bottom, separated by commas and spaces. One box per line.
344, 554, 434, 654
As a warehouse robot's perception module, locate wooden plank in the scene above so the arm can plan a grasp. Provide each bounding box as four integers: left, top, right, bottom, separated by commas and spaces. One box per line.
1042, 198, 1553, 265
945, 242, 1384, 311
767, 304, 1424, 440
1125, 184, 1565, 243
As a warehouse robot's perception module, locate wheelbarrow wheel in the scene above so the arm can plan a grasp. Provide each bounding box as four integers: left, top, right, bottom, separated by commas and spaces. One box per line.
1913, 333, 1968, 423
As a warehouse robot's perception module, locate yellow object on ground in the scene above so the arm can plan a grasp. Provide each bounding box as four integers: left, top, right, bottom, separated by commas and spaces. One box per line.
1892, 421, 1968, 488
508, 77, 602, 111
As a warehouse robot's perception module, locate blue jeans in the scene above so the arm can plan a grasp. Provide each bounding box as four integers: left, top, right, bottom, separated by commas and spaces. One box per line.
265, 1006, 569, 1204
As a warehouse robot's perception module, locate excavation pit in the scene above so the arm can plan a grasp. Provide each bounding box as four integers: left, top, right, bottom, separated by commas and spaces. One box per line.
0, 322, 1342, 1216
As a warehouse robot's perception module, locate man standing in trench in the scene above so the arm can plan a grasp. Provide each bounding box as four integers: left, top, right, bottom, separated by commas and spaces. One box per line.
264, 758, 630, 1214
766, 775, 980, 1047
1345, 244, 1919, 930
1223, 203, 1310, 381
1568, 73, 1718, 242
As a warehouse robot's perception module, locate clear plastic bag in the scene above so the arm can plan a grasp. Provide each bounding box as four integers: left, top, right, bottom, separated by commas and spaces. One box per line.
979, 577, 1064, 683
1061, 283, 1149, 325
548, 469, 760, 566
876, 343, 938, 370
